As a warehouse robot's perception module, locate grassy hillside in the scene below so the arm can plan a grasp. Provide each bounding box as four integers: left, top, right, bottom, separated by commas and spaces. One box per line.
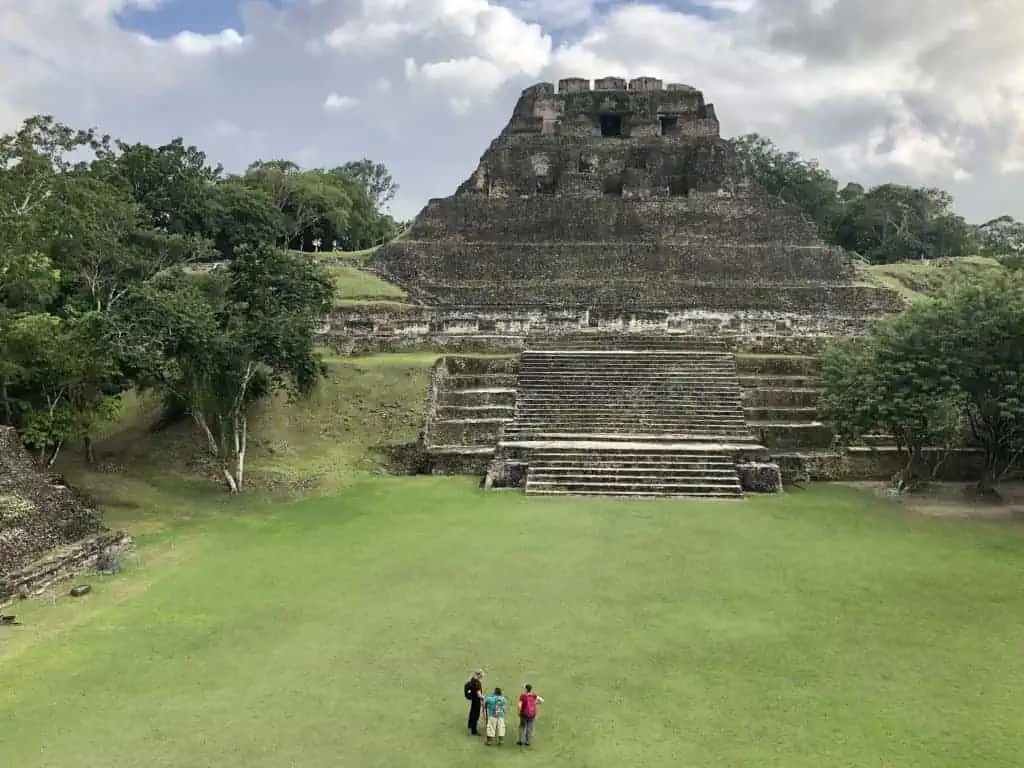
862, 255, 1007, 300
62, 354, 438, 512
327, 264, 409, 310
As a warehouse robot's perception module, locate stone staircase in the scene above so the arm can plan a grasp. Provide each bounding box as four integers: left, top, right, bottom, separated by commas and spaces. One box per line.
423, 357, 518, 473
525, 444, 744, 498
498, 333, 764, 498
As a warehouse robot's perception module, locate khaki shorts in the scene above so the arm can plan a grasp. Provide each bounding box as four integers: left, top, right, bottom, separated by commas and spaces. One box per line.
486, 716, 506, 738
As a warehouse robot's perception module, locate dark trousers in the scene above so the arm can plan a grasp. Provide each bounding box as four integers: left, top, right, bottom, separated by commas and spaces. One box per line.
468, 698, 482, 733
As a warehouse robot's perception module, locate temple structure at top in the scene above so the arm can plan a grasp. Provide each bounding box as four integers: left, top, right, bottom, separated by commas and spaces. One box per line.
371, 76, 903, 320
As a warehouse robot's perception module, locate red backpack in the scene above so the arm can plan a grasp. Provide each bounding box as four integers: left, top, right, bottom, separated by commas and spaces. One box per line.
521, 692, 538, 719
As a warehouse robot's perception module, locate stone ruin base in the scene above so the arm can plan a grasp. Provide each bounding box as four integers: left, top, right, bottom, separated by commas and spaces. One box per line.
737, 462, 784, 493
1, 531, 132, 605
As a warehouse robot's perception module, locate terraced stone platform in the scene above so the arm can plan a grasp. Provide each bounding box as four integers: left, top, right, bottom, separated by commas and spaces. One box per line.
422, 357, 517, 474
491, 333, 765, 497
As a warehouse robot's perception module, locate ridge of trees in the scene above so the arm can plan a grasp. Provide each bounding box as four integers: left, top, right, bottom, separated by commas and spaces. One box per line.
730, 134, 1023, 264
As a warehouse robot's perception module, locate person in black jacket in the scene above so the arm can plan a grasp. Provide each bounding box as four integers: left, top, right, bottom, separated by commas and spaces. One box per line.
464, 670, 485, 735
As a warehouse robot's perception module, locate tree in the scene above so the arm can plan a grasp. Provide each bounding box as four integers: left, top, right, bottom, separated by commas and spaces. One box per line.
121, 246, 333, 491
730, 134, 974, 263
918, 275, 1024, 492
819, 327, 962, 492
977, 215, 1024, 267
1, 312, 122, 466
241, 161, 353, 247
729, 133, 840, 232
821, 272, 1024, 493
107, 138, 221, 236
340, 158, 398, 210
831, 184, 972, 263
207, 178, 286, 258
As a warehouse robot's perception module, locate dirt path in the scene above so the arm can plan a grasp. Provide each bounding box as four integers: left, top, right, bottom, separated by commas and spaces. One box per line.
841, 481, 1024, 521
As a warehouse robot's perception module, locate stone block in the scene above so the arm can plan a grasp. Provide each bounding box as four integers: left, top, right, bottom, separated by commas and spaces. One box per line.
737, 462, 783, 493
483, 458, 528, 489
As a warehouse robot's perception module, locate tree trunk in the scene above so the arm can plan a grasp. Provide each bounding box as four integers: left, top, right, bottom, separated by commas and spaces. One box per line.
233, 411, 247, 489
84, 435, 95, 465
221, 464, 240, 493
0, 385, 11, 426
192, 410, 219, 456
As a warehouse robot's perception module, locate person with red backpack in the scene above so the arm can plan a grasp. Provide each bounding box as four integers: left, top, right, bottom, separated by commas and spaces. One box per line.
516, 683, 544, 747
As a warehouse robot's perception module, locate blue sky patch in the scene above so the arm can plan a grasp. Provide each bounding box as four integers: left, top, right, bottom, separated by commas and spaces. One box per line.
117, 0, 282, 37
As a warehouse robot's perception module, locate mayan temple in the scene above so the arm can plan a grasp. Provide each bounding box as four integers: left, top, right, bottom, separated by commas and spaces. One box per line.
354, 76, 908, 496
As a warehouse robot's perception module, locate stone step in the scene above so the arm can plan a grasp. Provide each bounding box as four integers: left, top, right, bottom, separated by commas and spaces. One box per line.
734, 355, 819, 376
440, 389, 517, 406
520, 358, 735, 364
520, 377, 738, 383
518, 413, 746, 421
520, 360, 736, 366
520, 387, 740, 394
505, 431, 756, 441
532, 456, 738, 466
525, 334, 729, 351
438, 405, 516, 419
520, 360, 735, 367
525, 480, 743, 495
531, 468, 739, 478
518, 383, 743, 390
741, 388, 820, 408
529, 449, 739, 459
517, 398, 744, 405
513, 418, 748, 427
520, 358, 734, 365
737, 374, 819, 388
521, 347, 731, 355
525, 489, 743, 498
525, 380, 742, 387
512, 422, 750, 430
516, 401, 745, 409
447, 374, 519, 388
743, 407, 819, 423
512, 413, 747, 421
520, 370, 737, 376
431, 419, 509, 445
747, 423, 833, 451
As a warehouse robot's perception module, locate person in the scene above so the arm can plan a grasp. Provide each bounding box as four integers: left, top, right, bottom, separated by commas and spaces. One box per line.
464, 670, 485, 736
516, 684, 544, 746
484, 686, 508, 746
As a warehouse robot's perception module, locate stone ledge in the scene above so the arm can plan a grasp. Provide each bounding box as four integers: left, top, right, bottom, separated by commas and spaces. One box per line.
1, 531, 131, 605
737, 462, 783, 493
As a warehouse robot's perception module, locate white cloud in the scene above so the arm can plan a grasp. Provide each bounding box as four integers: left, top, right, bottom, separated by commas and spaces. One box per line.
0, 0, 1022, 223
323, 93, 358, 112
167, 29, 246, 56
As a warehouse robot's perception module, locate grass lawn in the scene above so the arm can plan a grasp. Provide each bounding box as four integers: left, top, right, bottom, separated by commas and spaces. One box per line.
862, 255, 1006, 299
3, 480, 1024, 767
327, 265, 407, 302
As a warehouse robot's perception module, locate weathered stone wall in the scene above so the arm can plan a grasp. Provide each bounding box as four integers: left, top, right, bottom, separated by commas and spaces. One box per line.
409, 194, 825, 245
0, 426, 124, 600
504, 77, 720, 138
2, 531, 130, 604
321, 307, 886, 356
382, 240, 852, 283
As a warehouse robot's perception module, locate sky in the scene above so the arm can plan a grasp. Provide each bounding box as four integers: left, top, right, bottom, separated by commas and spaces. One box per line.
1, 0, 1022, 224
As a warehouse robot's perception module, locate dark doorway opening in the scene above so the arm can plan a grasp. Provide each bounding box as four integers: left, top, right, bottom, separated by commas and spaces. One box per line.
660, 115, 678, 135
603, 176, 624, 196
600, 114, 623, 137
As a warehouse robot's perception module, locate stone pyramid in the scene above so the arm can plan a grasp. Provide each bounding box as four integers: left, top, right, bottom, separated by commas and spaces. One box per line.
372, 76, 902, 317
